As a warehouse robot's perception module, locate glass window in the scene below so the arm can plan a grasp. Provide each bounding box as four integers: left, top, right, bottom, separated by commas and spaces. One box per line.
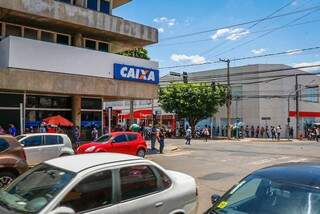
87, 0, 98, 11
126, 134, 137, 141
44, 135, 61, 145
85, 39, 96, 50
302, 87, 319, 103
0, 93, 23, 108
39, 97, 52, 108
0, 164, 74, 213
81, 98, 102, 110
55, 0, 72, 3
100, 0, 110, 14
113, 135, 127, 143
0, 139, 9, 152
157, 168, 172, 190
120, 165, 158, 201
41, 31, 54, 43
98, 42, 109, 52
5, 24, 22, 37
0, 23, 2, 37
60, 170, 112, 213
95, 135, 112, 143
22, 136, 42, 147
57, 34, 69, 45
24, 28, 38, 40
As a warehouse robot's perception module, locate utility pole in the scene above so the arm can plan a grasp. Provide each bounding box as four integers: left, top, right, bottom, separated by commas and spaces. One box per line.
220, 59, 232, 140
295, 74, 299, 139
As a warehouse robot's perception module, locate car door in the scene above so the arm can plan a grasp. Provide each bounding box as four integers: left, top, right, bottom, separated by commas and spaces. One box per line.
41, 135, 63, 161
21, 135, 44, 166
110, 134, 129, 154
57, 169, 118, 214
117, 165, 172, 214
125, 133, 138, 155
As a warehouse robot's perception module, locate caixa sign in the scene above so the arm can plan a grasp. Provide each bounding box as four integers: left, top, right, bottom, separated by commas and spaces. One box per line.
114, 64, 160, 84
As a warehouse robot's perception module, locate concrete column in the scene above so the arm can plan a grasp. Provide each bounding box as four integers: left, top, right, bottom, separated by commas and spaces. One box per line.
74, 0, 86, 7
73, 33, 83, 48
72, 96, 81, 127
129, 100, 134, 125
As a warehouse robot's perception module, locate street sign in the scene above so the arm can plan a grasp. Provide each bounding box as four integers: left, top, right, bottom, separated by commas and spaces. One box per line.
169, 71, 181, 77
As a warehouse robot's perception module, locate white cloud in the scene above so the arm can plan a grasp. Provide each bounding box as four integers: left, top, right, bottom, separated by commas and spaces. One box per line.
211, 28, 250, 41
286, 49, 303, 55
294, 61, 320, 72
171, 54, 206, 64
291, 1, 298, 6
158, 28, 164, 33
153, 17, 176, 27
251, 48, 266, 55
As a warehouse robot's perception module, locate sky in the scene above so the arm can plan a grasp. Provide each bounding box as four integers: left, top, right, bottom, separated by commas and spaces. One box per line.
113, 0, 320, 76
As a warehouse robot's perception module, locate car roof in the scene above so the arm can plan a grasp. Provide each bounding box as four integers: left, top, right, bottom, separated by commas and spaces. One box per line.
252, 162, 320, 188
45, 153, 143, 173
19, 133, 67, 137
111, 132, 140, 135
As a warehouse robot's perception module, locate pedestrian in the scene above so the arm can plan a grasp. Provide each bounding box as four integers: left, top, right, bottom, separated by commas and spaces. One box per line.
265, 126, 270, 138
255, 126, 260, 138
245, 125, 249, 138
8, 124, 17, 137
0, 125, 5, 135
276, 125, 281, 141
39, 122, 47, 133
158, 127, 165, 154
72, 126, 80, 149
260, 126, 265, 138
203, 125, 210, 142
251, 125, 255, 138
221, 126, 225, 137
289, 126, 294, 139
271, 126, 276, 140
316, 127, 320, 142
185, 125, 192, 145
91, 127, 99, 141
150, 125, 157, 150
216, 126, 220, 136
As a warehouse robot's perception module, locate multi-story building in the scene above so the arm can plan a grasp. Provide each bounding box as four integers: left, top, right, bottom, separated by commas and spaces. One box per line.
110, 64, 320, 137
0, 0, 159, 136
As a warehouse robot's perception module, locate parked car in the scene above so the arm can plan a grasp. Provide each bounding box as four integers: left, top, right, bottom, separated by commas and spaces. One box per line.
0, 135, 28, 188
0, 153, 198, 214
205, 162, 320, 214
16, 133, 74, 166
77, 132, 147, 157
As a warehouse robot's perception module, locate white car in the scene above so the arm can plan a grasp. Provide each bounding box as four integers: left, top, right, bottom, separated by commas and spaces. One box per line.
16, 133, 74, 166
0, 153, 198, 214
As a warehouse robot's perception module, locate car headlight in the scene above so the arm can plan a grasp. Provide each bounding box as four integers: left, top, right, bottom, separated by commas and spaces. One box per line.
85, 146, 96, 152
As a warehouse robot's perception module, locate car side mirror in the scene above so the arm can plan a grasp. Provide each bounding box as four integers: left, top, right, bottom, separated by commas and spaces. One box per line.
48, 206, 75, 214
211, 194, 221, 205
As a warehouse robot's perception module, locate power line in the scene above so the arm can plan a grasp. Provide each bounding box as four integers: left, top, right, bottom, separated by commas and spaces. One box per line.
160, 5, 320, 41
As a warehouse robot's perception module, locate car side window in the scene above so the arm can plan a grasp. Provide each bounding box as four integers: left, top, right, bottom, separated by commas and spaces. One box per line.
126, 134, 137, 141
58, 136, 64, 144
22, 136, 42, 147
44, 135, 60, 145
0, 139, 9, 152
59, 170, 113, 213
120, 165, 158, 201
155, 167, 172, 190
113, 135, 127, 143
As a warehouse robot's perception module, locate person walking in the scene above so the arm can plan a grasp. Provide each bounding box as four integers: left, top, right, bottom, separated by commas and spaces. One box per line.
158, 128, 165, 154
39, 123, 47, 133
91, 127, 98, 141
255, 126, 260, 138
250, 125, 255, 138
72, 126, 80, 150
265, 126, 270, 138
245, 125, 249, 138
150, 125, 157, 150
260, 126, 265, 138
276, 125, 282, 141
185, 125, 192, 145
271, 126, 276, 140
289, 126, 294, 139
8, 124, 17, 137
316, 127, 320, 142
203, 125, 210, 142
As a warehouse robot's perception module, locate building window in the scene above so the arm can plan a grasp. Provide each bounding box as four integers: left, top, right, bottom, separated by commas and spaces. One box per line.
41, 31, 55, 43
87, 0, 98, 11
100, 0, 110, 14
5, 24, 22, 37
81, 98, 102, 110
84, 39, 96, 50
0, 23, 3, 37
98, 42, 109, 52
57, 34, 70, 45
55, 0, 73, 4
302, 87, 319, 103
24, 28, 38, 40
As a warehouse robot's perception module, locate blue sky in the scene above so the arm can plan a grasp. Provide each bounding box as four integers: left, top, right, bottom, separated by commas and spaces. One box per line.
113, 0, 320, 76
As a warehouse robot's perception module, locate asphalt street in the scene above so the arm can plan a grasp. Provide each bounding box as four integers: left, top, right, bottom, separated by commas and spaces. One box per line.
147, 138, 320, 214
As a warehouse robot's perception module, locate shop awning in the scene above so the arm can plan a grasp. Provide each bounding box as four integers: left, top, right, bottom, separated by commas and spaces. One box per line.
119, 109, 152, 119
43, 115, 73, 127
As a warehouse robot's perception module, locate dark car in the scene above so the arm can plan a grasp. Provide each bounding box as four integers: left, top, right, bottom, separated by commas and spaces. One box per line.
0, 135, 28, 187
205, 162, 320, 214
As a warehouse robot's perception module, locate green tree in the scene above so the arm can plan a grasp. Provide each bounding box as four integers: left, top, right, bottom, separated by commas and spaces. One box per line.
159, 83, 227, 131
118, 48, 150, 60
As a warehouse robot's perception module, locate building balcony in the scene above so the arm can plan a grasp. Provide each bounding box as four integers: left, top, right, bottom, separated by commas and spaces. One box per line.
0, 0, 158, 49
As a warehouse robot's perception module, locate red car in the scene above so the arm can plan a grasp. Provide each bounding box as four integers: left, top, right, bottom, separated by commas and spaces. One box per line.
77, 132, 147, 157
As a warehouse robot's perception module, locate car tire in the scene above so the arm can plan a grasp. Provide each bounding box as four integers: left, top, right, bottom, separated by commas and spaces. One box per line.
0, 171, 16, 188
137, 149, 146, 158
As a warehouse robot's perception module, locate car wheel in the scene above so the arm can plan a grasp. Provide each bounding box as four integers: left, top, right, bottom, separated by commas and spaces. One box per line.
0, 172, 16, 188
137, 149, 146, 158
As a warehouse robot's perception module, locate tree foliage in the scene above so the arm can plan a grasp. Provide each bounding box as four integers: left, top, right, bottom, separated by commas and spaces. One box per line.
159, 83, 227, 129
118, 48, 150, 60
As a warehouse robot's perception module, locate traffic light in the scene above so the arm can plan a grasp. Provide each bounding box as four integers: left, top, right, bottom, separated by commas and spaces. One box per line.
183, 72, 188, 84
211, 81, 216, 89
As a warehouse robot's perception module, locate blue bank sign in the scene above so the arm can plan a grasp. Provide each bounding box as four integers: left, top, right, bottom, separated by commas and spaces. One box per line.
114, 64, 160, 84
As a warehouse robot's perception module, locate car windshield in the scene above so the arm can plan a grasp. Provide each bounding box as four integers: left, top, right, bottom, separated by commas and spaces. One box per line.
212, 175, 320, 214
15, 135, 26, 141
0, 163, 75, 213
94, 135, 112, 143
